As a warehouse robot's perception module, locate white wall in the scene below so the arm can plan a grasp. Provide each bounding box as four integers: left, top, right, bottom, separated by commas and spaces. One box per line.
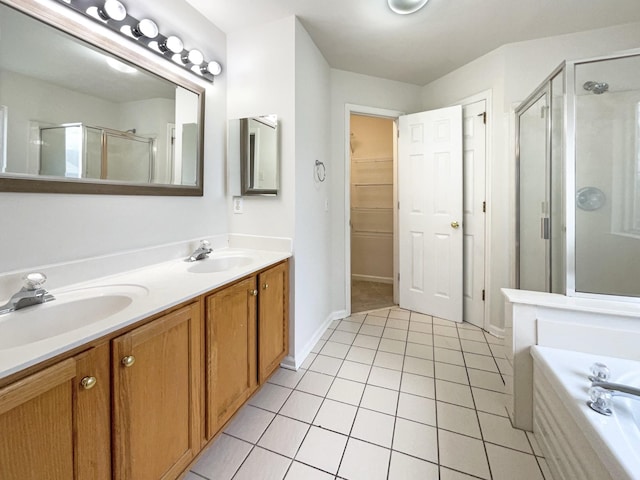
420, 21, 640, 331
293, 19, 332, 365
329, 70, 423, 314
0, 0, 228, 273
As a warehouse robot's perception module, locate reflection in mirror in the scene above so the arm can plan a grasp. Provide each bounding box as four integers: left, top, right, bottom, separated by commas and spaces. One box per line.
240, 115, 279, 195
0, 0, 204, 195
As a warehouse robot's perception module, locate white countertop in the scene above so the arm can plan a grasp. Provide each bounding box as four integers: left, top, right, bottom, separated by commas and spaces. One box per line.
0, 248, 291, 381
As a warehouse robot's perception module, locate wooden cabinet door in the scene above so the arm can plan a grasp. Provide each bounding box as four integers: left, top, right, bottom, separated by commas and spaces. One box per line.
206, 276, 257, 438
0, 344, 110, 480
257, 261, 289, 384
112, 302, 202, 480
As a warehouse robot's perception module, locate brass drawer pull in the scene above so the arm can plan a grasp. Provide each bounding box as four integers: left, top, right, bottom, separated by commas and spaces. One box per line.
80, 376, 97, 390
250, 289, 258, 296
121, 355, 136, 368
263, 283, 269, 290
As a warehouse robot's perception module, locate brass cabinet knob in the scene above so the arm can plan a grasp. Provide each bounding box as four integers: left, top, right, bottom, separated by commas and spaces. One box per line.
121, 355, 136, 368
80, 376, 97, 390
263, 283, 269, 290
451, 221, 460, 229
250, 289, 258, 296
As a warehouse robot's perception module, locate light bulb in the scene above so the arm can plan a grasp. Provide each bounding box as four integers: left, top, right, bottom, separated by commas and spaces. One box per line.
182, 49, 204, 65
132, 19, 159, 39
202, 60, 222, 76
159, 35, 184, 54
387, 0, 429, 15
97, 0, 127, 21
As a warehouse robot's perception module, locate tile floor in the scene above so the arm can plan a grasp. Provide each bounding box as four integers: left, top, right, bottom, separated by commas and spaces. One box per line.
187, 307, 551, 480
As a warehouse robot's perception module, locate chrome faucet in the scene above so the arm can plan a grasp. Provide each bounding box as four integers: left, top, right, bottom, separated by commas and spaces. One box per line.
587, 362, 640, 416
0, 272, 55, 315
187, 240, 213, 262
591, 381, 640, 400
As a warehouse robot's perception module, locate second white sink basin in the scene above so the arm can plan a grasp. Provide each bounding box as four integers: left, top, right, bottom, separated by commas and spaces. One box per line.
187, 254, 253, 274
0, 284, 148, 350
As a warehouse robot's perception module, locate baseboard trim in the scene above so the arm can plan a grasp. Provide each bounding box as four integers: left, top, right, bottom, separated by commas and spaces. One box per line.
488, 323, 505, 339
351, 274, 393, 284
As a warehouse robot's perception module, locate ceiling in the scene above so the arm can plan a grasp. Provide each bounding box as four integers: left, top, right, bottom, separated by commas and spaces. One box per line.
184, 0, 640, 86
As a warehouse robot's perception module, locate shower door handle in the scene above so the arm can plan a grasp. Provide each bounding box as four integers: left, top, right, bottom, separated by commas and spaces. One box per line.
541, 217, 550, 240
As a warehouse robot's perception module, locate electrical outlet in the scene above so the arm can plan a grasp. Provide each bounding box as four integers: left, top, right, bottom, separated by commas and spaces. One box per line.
233, 196, 243, 214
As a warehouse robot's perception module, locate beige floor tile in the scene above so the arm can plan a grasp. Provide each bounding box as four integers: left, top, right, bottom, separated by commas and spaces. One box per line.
338, 438, 390, 480
309, 354, 343, 376
191, 434, 252, 480
295, 370, 334, 397
457, 328, 487, 342
268, 367, 305, 389
386, 318, 409, 330
463, 352, 499, 372
378, 338, 406, 355
388, 451, 439, 479
407, 331, 434, 345
345, 313, 366, 324
374, 351, 404, 370
389, 308, 411, 320
435, 379, 474, 408
364, 315, 387, 327
410, 312, 433, 323
490, 343, 506, 358
433, 317, 456, 326
337, 320, 362, 333
329, 329, 357, 345
346, 345, 377, 365
478, 412, 531, 453
330, 320, 341, 329
368, 366, 402, 390
527, 431, 544, 457
438, 429, 490, 479
436, 401, 481, 438
312, 398, 357, 435
319, 341, 351, 359
285, 462, 334, 480
257, 415, 310, 458
472, 387, 508, 417
537, 457, 553, 480
409, 321, 432, 333
351, 408, 395, 447
224, 405, 275, 443
485, 443, 544, 480
401, 372, 436, 398
392, 418, 438, 463
382, 327, 409, 341
397, 392, 436, 426
405, 342, 434, 360
439, 467, 482, 479
434, 347, 465, 366
485, 333, 504, 345
368, 309, 390, 319
248, 383, 292, 412
433, 325, 459, 338
360, 324, 384, 337
460, 339, 492, 356
233, 447, 291, 480
468, 368, 504, 392
495, 357, 512, 376
310, 339, 326, 353
326, 377, 366, 405
352, 334, 381, 350
320, 329, 332, 341
337, 360, 371, 383
403, 356, 435, 377
435, 362, 469, 384
360, 384, 399, 415
457, 321, 482, 331
279, 390, 323, 423
295, 426, 348, 474
433, 335, 462, 351
300, 353, 316, 370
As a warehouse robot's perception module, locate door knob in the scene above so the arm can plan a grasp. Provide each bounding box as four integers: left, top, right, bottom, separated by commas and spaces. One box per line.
121, 355, 136, 368
451, 221, 460, 229
80, 376, 97, 390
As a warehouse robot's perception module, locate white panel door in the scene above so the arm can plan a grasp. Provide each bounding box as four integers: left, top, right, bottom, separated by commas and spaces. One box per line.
398, 106, 463, 322
462, 100, 487, 328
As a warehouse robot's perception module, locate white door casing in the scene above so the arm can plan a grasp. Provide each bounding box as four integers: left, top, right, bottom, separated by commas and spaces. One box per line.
462, 100, 487, 328
398, 106, 463, 322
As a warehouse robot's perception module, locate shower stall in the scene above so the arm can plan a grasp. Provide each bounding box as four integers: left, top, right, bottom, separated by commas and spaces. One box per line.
516, 50, 640, 299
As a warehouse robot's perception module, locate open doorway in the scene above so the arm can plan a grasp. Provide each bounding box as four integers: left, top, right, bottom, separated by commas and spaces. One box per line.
349, 113, 396, 313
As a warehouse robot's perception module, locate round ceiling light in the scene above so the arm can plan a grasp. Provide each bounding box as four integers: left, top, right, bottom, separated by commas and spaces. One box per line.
182, 49, 204, 65
387, 0, 429, 14
98, 0, 127, 21
132, 19, 159, 39
203, 61, 222, 76
159, 35, 184, 54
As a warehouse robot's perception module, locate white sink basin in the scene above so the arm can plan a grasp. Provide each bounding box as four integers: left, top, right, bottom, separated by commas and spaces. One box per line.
187, 254, 253, 273
0, 284, 148, 349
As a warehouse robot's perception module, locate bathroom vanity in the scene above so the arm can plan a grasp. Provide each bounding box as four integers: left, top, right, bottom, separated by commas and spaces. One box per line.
0, 250, 290, 480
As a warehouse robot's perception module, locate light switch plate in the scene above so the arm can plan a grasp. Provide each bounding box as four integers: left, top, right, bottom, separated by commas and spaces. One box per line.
233, 196, 243, 214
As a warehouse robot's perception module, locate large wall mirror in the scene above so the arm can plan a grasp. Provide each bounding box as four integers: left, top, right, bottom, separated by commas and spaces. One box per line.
0, 0, 205, 195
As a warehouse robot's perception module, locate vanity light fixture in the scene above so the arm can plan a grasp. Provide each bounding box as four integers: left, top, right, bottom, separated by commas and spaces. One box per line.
131, 18, 158, 39
54, 0, 222, 82
387, 0, 429, 14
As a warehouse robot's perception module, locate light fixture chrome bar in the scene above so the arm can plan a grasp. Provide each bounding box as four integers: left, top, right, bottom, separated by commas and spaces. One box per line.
54, 0, 222, 82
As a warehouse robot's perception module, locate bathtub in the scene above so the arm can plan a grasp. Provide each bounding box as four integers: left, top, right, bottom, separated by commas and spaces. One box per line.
531, 346, 640, 480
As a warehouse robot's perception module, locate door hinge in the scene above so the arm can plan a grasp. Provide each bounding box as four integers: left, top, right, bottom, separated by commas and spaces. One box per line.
478, 112, 486, 124
482, 201, 486, 213
482, 289, 485, 301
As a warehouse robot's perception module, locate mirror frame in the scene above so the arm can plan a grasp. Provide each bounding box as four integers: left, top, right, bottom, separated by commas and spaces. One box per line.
0, 0, 206, 196
239, 116, 279, 196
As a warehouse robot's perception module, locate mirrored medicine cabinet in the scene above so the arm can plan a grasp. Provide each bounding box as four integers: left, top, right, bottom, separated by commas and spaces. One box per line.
0, 0, 205, 196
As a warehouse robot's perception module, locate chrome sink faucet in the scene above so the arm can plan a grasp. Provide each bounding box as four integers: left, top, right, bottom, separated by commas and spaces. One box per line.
187, 240, 213, 262
0, 272, 55, 315
587, 362, 640, 416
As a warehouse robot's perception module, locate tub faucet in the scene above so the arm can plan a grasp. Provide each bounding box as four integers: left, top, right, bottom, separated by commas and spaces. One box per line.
591, 381, 640, 400
187, 240, 213, 262
0, 272, 55, 315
